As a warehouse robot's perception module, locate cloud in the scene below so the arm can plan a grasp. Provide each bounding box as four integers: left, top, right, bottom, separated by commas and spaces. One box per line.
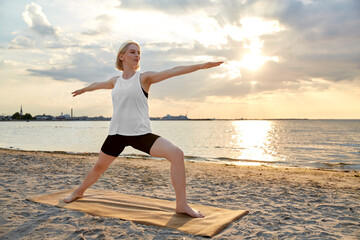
1, 0, 360, 118
118, 0, 213, 13
27, 51, 118, 83
81, 14, 114, 36
0, 59, 19, 68
240, 1, 360, 82
116, 1, 359, 97
15, 0, 360, 103
9, 36, 34, 49
22, 2, 59, 37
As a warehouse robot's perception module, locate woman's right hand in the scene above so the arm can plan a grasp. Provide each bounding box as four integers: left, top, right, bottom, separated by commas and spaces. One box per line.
200, 61, 224, 69
71, 88, 85, 97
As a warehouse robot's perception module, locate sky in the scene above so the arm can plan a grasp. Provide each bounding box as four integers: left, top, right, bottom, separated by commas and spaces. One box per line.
0, 0, 359, 119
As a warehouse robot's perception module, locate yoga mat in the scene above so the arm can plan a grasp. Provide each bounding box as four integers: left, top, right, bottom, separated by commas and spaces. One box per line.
28, 189, 249, 237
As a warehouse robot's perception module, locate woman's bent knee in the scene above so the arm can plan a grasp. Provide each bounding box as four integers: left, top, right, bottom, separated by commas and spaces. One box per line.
149, 137, 184, 162
168, 147, 184, 164
175, 148, 184, 159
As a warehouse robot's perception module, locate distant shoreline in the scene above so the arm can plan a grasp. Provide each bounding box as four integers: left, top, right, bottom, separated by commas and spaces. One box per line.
2, 118, 360, 122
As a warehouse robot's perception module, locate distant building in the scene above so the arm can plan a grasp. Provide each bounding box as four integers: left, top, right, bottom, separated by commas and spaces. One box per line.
56, 113, 71, 120
0, 115, 12, 121
72, 116, 89, 121
161, 114, 189, 120
35, 114, 54, 120
88, 116, 109, 121
20, 105, 23, 119
150, 117, 161, 120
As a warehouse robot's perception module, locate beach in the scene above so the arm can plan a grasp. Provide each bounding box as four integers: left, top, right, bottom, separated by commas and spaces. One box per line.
0, 148, 359, 239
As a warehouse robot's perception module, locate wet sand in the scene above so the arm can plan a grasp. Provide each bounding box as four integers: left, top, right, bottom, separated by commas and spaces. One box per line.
0, 148, 359, 239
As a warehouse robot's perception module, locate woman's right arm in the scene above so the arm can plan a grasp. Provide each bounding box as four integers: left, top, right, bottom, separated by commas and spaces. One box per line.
71, 76, 118, 97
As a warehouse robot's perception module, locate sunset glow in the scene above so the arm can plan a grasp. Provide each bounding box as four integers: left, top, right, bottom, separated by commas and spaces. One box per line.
0, 0, 359, 119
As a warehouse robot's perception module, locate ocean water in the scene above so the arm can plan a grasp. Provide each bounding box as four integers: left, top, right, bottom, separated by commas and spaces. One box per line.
0, 120, 359, 170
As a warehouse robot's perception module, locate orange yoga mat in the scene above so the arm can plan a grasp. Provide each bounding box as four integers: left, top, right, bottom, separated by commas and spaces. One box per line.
28, 189, 249, 237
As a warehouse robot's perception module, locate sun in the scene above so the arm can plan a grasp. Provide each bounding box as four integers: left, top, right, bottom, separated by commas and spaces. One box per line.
239, 37, 265, 71
240, 41, 280, 71
240, 53, 265, 71
238, 17, 283, 71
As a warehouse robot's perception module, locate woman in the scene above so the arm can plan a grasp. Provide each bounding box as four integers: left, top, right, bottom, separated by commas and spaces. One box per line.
64, 40, 223, 218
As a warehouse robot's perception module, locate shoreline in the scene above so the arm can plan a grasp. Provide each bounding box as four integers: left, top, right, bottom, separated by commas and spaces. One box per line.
2, 147, 358, 189
1, 148, 359, 239
1, 147, 359, 173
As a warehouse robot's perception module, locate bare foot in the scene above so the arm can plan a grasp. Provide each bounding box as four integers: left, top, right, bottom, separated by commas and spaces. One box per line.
64, 191, 83, 203
176, 204, 204, 218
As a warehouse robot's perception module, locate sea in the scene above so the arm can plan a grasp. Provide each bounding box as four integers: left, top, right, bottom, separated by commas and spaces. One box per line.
0, 120, 359, 171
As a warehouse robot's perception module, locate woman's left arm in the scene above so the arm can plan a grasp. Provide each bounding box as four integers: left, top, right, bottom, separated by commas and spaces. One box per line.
142, 61, 223, 85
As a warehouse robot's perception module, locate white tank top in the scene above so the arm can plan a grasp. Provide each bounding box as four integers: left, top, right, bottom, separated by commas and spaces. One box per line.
108, 71, 152, 136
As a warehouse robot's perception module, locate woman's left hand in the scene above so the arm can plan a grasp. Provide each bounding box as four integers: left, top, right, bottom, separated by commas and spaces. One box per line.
200, 61, 224, 69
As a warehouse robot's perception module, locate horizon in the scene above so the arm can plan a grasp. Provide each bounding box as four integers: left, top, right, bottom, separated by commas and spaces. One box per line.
2, 105, 360, 121
1, 0, 359, 119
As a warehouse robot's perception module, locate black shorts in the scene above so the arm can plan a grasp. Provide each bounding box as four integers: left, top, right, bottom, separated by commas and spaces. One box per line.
101, 133, 161, 157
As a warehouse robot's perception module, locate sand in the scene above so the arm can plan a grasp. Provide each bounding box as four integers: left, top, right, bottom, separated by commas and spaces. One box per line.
0, 148, 359, 239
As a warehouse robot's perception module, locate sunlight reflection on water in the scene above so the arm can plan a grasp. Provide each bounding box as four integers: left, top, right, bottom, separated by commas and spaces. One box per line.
231, 120, 280, 163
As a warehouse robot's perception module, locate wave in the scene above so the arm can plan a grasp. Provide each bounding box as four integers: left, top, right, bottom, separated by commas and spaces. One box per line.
214, 146, 246, 150
212, 157, 280, 164
319, 162, 355, 167
122, 153, 150, 159
187, 155, 282, 166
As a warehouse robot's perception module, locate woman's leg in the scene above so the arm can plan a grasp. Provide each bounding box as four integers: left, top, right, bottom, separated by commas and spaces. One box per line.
149, 137, 204, 218
64, 150, 117, 203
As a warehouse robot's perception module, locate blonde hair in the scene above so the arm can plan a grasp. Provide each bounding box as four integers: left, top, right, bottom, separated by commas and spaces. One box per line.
115, 40, 140, 71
